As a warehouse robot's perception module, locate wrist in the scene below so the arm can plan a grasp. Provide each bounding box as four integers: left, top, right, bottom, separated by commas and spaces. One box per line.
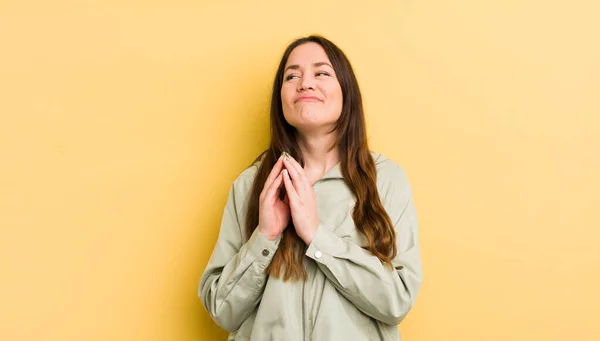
259, 229, 280, 241
301, 222, 319, 245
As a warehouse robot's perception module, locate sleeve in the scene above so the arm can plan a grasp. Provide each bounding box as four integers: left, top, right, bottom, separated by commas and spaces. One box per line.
198, 179, 281, 332
304, 162, 422, 325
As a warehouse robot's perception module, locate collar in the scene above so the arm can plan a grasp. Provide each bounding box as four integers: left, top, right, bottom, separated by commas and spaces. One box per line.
254, 151, 382, 182
316, 152, 382, 182
317, 161, 343, 181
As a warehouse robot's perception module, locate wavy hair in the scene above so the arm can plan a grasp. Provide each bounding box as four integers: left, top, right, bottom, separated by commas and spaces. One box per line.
244, 35, 396, 281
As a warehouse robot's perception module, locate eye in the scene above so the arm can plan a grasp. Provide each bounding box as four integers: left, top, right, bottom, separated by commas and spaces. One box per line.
285, 74, 299, 81
316, 71, 330, 77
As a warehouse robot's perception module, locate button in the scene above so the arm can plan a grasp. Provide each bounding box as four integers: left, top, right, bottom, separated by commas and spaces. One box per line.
314, 251, 322, 259
262, 249, 270, 257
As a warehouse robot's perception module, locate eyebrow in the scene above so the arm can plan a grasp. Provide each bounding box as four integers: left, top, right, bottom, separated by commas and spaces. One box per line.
284, 62, 334, 73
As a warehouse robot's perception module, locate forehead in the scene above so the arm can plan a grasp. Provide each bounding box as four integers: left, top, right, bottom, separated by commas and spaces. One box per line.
285, 42, 331, 67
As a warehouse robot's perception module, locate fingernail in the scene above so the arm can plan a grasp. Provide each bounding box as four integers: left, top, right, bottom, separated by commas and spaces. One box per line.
282, 151, 291, 160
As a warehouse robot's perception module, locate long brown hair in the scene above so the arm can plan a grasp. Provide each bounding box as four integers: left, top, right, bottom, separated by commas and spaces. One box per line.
245, 35, 396, 281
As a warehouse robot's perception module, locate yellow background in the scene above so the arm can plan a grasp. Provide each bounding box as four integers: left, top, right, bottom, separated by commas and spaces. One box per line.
1, 1, 598, 340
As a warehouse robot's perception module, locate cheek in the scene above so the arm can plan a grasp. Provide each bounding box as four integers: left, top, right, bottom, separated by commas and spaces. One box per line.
281, 85, 295, 104
335, 90, 343, 107
328, 87, 343, 110
280, 88, 295, 120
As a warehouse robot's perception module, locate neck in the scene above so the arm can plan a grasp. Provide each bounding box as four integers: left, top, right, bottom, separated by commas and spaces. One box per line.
295, 131, 340, 180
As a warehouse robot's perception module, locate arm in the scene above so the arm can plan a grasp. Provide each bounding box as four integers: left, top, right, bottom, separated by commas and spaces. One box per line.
198, 181, 280, 332
305, 163, 422, 325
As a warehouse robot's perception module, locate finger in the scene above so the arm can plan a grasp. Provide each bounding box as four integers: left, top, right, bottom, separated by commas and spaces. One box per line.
282, 159, 304, 196
283, 169, 300, 208
263, 154, 285, 191
282, 157, 299, 182
264, 170, 285, 203
282, 169, 299, 202
283, 156, 309, 186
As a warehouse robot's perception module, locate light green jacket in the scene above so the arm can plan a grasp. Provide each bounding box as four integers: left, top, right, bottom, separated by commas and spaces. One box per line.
199, 152, 422, 341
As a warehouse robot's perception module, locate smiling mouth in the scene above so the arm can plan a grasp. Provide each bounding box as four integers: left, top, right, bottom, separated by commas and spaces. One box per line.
296, 97, 321, 103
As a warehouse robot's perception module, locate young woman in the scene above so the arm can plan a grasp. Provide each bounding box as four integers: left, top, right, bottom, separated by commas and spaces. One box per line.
199, 35, 422, 341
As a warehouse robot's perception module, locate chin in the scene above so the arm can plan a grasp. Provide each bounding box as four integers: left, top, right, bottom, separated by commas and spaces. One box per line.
292, 121, 337, 134
284, 112, 338, 131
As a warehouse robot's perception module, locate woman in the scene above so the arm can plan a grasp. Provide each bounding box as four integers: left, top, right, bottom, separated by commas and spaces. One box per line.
199, 35, 422, 341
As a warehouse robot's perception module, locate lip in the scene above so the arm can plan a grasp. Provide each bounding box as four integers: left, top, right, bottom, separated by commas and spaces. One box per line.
295, 96, 322, 103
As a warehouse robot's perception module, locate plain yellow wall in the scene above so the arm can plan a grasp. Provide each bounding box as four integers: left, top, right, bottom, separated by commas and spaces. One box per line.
1, 1, 598, 340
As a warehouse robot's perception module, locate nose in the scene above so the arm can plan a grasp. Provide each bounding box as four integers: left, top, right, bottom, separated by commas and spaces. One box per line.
297, 75, 315, 91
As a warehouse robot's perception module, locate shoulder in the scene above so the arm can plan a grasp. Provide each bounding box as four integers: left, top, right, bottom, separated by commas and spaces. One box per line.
371, 151, 409, 184
370, 151, 412, 203
230, 153, 265, 201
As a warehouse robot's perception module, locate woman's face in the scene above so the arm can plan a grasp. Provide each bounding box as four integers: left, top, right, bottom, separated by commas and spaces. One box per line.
281, 43, 343, 134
